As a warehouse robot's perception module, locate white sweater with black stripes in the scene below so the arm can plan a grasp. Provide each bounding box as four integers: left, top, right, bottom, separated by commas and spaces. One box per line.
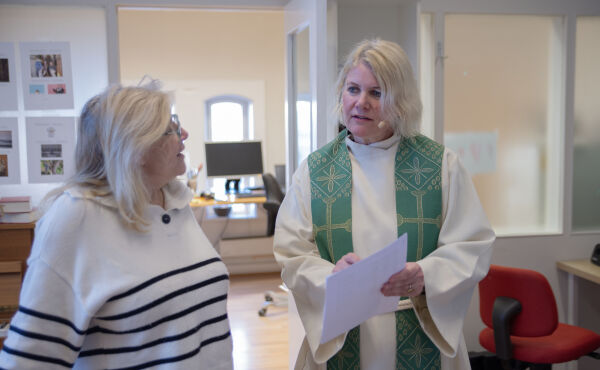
0, 181, 234, 369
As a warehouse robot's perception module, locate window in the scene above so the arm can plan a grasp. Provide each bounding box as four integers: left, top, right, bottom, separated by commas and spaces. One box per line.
441, 14, 564, 235
205, 95, 256, 193
295, 97, 311, 169
419, 12, 435, 139
573, 16, 600, 232
205, 95, 253, 142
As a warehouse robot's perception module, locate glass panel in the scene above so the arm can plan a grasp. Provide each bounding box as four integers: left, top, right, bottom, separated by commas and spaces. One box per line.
419, 13, 435, 138
573, 16, 600, 231
444, 14, 563, 235
296, 99, 311, 166
210, 101, 244, 141
293, 26, 311, 169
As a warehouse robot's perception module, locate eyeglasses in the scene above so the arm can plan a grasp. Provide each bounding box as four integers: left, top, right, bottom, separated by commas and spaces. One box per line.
164, 114, 182, 138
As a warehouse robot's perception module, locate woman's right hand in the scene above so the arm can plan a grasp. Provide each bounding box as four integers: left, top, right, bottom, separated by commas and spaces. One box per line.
332, 252, 361, 273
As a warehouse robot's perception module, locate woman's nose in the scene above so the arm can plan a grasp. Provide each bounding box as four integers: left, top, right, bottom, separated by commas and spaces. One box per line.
356, 92, 370, 109
181, 127, 189, 141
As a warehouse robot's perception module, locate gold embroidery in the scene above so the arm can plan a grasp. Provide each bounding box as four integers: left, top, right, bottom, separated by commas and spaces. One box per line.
396, 190, 441, 259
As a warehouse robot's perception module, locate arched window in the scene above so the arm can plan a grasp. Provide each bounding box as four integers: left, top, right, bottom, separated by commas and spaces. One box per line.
206, 95, 253, 142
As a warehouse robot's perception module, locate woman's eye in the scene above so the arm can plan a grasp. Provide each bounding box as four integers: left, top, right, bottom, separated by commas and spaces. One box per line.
347, 86, 359, 94
371, 90, 381, 98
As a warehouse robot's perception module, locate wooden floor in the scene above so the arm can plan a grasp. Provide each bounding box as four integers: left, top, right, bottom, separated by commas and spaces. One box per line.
228, 272, 289, 370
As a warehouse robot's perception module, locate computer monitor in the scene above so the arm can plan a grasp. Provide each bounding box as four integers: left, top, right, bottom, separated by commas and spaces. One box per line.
204, 141, 264, 193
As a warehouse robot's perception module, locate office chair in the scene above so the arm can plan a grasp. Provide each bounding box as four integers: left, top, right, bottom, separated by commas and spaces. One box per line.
478, 264, 600, 370
257, 173, 287, 316
261, 173, 285, 236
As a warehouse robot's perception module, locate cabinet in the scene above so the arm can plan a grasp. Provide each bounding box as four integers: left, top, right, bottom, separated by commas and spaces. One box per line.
0, 223, 35, 346
0, 223, 34, 276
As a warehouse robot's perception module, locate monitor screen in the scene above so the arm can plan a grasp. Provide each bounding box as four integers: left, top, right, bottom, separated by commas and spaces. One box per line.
204, 141, 264, 178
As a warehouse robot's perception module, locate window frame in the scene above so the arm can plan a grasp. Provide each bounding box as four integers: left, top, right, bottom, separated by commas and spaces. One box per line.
205, 94, 253, 142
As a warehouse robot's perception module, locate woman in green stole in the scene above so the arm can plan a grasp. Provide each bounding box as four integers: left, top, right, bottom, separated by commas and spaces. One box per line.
273, 39, 495, 370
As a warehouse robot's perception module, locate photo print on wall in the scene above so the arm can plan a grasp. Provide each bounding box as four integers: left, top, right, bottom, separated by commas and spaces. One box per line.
0, 42, 18, 110
0, 58, 9, 82
26, 116, 75, 184
20, 42, 74, 110
0, 118, 21, 185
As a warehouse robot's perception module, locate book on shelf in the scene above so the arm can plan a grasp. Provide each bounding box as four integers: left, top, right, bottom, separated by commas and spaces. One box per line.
0, 208, 39, 224
0, 196, 32, 214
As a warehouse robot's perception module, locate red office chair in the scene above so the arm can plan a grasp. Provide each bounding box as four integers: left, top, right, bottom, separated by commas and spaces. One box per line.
478, 264, 600, 370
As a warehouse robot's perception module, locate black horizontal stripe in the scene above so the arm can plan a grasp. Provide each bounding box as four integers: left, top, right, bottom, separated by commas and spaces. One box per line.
17, 292, 227, 338
18, 306, 86, 335
98, 274, 228, 321
108, 257, 222, 302
9, 325, 81, 352
88, 294, 227, 335
109, 331, 231, 370
80, 313, 228, 357
1, 345, 73, 368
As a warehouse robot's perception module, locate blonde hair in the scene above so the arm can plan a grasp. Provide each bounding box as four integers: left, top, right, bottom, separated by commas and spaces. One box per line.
44, 81, 172, 231
336, 39, 422, 138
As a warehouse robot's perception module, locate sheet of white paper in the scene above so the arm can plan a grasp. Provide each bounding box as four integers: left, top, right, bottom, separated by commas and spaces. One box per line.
320, 233, 408, 344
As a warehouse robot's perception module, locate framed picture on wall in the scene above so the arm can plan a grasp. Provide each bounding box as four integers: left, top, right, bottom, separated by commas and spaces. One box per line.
26, 116, 75, 184
19, 42, 74, 110
0, 42, 18, 111
0, 117, 21, 185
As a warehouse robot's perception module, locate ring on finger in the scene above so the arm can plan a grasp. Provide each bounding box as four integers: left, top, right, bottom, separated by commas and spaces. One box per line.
407, 283, 414, 293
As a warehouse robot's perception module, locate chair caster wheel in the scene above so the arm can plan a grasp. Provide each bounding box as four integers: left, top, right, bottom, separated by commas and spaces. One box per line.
258, 308, 267, 317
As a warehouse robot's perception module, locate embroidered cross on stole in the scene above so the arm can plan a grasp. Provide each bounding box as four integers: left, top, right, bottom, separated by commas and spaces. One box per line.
308, 130, 444, 369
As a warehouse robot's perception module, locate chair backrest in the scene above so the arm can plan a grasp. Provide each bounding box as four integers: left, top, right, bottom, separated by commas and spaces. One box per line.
479, 264, 559, 337
261, 173, 285, 236
262, 173, 285, 203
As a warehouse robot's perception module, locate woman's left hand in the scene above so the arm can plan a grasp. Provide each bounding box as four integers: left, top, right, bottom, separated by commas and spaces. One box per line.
380, 262, 424, 297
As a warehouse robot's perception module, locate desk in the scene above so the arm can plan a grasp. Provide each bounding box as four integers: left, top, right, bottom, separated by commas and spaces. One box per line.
190, 195, 266, 208
191, 196, 278, 275
556, 259, 600, 326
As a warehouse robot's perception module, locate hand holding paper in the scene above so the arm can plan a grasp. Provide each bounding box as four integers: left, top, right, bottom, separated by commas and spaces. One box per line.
380, 262, 425, 297
320, 233, 408, 344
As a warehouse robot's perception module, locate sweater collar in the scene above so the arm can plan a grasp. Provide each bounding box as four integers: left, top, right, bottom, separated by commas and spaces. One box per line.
66, 180, 193, 211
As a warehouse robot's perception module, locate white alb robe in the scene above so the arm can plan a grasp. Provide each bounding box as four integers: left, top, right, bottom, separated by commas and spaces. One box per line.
273, 134, 495, 370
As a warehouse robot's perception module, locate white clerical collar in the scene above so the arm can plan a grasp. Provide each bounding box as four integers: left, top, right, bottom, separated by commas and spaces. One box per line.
345, 133, 402, 151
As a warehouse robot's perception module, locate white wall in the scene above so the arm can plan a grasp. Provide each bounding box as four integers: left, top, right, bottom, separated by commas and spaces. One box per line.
118, 8, 286, 189
0, 4, 109, 206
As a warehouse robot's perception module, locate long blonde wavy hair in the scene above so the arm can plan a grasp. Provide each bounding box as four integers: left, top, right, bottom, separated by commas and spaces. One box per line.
43, 81, 172, 231
336, 39, 422, 138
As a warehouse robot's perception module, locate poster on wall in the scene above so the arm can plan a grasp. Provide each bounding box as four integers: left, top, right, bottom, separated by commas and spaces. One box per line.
0, 43, 18, 111
26, 117, 75, 184
0, 118, 21, 185
19, 42, 74, 110
444, 131, 498, 175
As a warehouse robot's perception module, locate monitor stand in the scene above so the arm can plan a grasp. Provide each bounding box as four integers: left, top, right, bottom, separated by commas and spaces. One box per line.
225, 178, 241, 194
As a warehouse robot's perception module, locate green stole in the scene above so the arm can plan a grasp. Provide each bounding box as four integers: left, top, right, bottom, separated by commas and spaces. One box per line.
308, 129, 443, 369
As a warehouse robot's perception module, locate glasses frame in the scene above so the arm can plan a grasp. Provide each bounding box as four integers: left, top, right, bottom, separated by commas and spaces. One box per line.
164, 114, 182, 138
